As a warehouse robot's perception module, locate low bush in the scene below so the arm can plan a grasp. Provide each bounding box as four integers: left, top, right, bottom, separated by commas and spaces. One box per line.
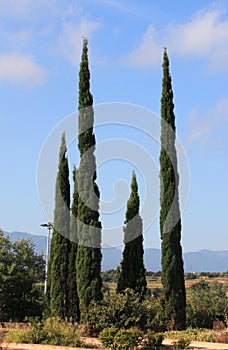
194, 329, 215, 342
99, 327, 163, 350
99, 327, 118, 348
5, 329, 31, 343
114, 328, 143, 350
139, 330, 164, 349
5, 317, 82, 347
165, 328, 215, 343
172, 336, 191, 349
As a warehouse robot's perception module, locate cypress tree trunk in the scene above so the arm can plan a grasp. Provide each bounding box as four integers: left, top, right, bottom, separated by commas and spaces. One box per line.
160, 49, 186, 330
116, 172, 147, 300
67, 167, 80, 322
47, 133, 71, 319
76, 38, 102, 318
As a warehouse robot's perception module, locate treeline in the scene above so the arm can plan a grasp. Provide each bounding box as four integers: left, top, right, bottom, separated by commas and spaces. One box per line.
45, 39, 186, 331
0, 40, 188, 331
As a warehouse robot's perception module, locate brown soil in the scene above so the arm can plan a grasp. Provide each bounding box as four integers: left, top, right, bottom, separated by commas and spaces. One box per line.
0, 329, 9, 342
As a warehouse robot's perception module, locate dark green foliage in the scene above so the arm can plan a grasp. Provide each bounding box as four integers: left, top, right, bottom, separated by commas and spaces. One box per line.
186, 281, 228, 328
160, 49, 186, 330
67, 167, 80, 321
76, 38, 102, 318
46, 133, 71, 319
116, 172, 147, 300
0, 231, 44, 321
87, 289, 151, 335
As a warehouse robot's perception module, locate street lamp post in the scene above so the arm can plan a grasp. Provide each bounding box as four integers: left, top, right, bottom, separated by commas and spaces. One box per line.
40, 222, 53, 294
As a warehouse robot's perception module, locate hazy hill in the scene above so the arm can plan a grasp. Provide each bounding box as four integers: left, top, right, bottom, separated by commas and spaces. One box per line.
4, 231, 228, 272
4, 231, 47, 255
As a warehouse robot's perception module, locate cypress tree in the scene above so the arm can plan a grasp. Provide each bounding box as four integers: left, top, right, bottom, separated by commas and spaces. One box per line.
67, 167, 80, 321
160, 49, 186, 330
116, 172, 147, 300
47, 132, 71, 318
76, 38, 102, 318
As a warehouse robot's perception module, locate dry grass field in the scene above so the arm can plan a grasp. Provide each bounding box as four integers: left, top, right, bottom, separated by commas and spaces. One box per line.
103, 273, 228, 295
148, 275, 228, 294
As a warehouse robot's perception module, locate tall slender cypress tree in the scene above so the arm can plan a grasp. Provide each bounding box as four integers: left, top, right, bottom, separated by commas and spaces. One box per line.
47, 132, 71, 318
67, 167, 80, 321
76, 38, 102, 318
116, 172, 147, 300
160, 49, 186, 330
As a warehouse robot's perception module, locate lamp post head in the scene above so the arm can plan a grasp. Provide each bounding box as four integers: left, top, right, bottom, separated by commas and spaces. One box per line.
40, 222, 53, 229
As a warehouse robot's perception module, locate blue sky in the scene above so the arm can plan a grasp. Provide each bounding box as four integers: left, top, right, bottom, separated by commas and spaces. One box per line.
0, 0, 228, 252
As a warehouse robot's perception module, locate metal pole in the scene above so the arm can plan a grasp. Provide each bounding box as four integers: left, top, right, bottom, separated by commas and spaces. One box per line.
41, 222, 53, 294
44, 227, 49, 294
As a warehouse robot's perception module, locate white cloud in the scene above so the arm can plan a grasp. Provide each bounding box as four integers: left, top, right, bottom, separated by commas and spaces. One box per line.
0, 0, 103, 69
58, 20, 101, 65
187, 98, 228, 148
124, 5, 228, 71
0, 54, 46, 86
124, 25, 162, 68
169, 8, 228, 56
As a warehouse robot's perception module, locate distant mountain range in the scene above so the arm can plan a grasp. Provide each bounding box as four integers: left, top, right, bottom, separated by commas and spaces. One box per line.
4, 231, 228, 273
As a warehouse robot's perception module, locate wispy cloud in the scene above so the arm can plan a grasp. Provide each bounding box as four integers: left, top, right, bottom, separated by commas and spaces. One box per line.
123, 25, 162, 68
0, 0, 101, 74
187, 98, 228, 149
0, 54, 46, 87
58, 19, 101, 65
124, 4, 228, 71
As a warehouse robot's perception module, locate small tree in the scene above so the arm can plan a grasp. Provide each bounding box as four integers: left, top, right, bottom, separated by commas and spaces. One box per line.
116, 172, 147, 300
0, 231, 45, 321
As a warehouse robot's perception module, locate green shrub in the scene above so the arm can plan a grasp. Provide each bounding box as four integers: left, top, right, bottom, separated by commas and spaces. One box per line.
139, 331, 164, 349
5, 329, 31, 343
165, 328, 216, 344
99, 327, 118, 348
87, 289, 157, 335
172, 336, 191, 349
186, 281, 228, 328
99, 328, 164, 350
5, 317, 82, 347
147, 331, 164, 348
114, 328, 143, 350
193, 329, 214, 342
